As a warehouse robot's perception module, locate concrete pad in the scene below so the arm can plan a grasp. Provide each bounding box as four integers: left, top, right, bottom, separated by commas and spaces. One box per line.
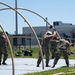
0, 58, 75, 75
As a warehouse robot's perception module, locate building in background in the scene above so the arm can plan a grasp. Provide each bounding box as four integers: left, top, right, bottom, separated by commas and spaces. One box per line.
12, 21, 75, 47
22, 26, 47, 46
53, 21, 75, 43
53, 21, 75, 38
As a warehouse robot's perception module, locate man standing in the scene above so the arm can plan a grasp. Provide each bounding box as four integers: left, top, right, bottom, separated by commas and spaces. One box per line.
37, 26, 57, 67
0, 30, 8, 65
50, 37, 58, 59
52, 39, 70, 68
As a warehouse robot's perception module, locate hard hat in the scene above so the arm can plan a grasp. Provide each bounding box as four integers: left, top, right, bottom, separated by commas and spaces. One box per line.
0, 30, 3, 33
46, 31, 52, 35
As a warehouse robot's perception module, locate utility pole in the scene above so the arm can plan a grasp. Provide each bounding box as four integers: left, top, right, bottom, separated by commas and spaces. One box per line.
15, 0, 18, 35
46, 17, 48, 31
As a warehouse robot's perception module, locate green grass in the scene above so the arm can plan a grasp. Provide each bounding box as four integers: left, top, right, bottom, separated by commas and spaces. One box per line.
23, 66, 75, 75
7, 46, 75, 75
7, 46, 75, 59
7, 47, 39, 58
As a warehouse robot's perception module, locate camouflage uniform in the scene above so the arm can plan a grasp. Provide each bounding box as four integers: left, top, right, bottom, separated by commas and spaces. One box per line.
37, 29, 57, 67
50, 38, 57, 59
0, 33, 8, 65
52, 39, 70, 68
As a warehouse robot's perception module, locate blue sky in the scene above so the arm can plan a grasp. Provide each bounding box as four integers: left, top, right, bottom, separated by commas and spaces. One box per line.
0, 0, 75, 34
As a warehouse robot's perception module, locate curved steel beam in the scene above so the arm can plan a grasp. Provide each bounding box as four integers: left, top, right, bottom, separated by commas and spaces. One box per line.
0, 8, 52, 26
0, 7, 61, 39
0, 2, 44, 72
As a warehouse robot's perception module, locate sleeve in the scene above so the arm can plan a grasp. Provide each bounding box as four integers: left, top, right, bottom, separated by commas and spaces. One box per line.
53, 28, 56, 31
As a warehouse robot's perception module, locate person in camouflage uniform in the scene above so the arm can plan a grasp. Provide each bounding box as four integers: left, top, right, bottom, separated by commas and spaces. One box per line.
0, 30, 8, 65
37, 27, 57, 67
52, 39, 70, 68
50, 37, 58, 59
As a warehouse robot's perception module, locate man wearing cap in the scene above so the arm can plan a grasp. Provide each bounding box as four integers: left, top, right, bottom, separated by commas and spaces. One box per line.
37, 26, 58, 67
52, 39, 70, 68
0, 30, 8, 65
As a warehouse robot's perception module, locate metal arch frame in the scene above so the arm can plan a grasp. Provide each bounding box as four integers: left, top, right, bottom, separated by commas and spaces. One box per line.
0, 2, 44, 75
0, 7, 61, 38
0, 8, 52, 26
0, 2, 61, 74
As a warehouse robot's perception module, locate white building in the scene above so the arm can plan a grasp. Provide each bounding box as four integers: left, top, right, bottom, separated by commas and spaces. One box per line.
22, 21, 75, 45
53, 21, 75, 38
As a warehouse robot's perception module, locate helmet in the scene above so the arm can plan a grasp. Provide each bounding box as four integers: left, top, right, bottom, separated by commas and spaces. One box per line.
0, 30, 3, 33
46, 31, 52, 35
